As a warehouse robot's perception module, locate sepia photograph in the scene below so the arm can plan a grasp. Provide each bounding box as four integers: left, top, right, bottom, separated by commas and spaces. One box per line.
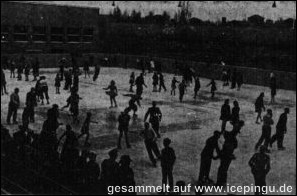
1, 1, 296, 195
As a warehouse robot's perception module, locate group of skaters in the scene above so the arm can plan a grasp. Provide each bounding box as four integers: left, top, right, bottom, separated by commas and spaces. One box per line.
1, 54, 292, 195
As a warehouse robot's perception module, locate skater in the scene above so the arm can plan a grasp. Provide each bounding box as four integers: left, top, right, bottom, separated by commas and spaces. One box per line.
198, 131, 221, 183
62, 90, 82, 123
230, 68, 237, 89
59, 57, 67, 81
161, 138, 176, 192
216, 120, 244, 187
7, 88, 20, 124
101, 149, 120, 192
72, 71, 80, 93
24, 62, 30, 81
55, 73, 61, 94
140, 122, 161, 167
220, 99, 231, 132
25, 87, 37, 123
221, 68, 229, 86
32, 57, 40, 81
64, 68, 72, 90
118, 155, 136, 195
193, 76, 201, 99
249, 145, 270, 195
135, 73, 147, 97
255, 109, 274, 152
206, 79, 217, 98
230, 100, 240, 125
270, 108, 290, 150
144, 101, 162, 138
255, 92, 266, 124
269, 72, 276, 104
83, 59, 90, 78
178, 79, 186, 102
159, 72, 167, 92
9, 59, 16, 78
152, 72, 159, 92
170, 76, 179, 96
103, 80, 118, 108
38, 76, 50, 105
1, 68, 8, 95
17, 55, 25, 81
236, 72, 243, 91
129, 72, 135, 92
123, 93, 142, 117
93, 62, 101, 82
77, 112, 98, 147
117, 109, 131, 149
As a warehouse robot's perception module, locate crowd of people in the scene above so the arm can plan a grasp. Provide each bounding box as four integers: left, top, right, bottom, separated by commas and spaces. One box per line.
0, 54, 292, 195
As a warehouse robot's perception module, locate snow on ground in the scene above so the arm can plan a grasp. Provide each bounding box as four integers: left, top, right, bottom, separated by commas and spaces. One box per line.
1, 67, 296, 195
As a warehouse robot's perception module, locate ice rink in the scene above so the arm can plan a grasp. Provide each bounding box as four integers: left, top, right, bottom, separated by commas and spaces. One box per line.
1, 67, 296, 195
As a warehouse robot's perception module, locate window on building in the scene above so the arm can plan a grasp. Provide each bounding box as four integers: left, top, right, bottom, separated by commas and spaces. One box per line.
51, 27, 64, 42
1, 25, 9, 42
13, 25, 28, 42
82, 27, 93, 42
67, 27, 81, 42
32, 26, 46, 42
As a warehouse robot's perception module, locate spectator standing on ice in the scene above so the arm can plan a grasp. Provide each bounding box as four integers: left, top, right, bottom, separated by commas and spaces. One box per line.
7, 88, 20, 124
220, 99, 231, 132
161, 138, 176, 192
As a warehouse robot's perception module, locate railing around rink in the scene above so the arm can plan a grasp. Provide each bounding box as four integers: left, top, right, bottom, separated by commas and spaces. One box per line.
1, 145, 79, 195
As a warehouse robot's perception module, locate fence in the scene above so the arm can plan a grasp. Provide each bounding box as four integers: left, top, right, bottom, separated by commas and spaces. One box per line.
1, 53, 296, 90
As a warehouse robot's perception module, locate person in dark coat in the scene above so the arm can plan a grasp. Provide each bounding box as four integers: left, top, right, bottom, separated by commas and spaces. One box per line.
255, 109, 274, 152
152, 72, 159, 92
9, 59, 16, 78
140, 122, 161, 167
123, 93, 142, 117
270, 108, 290, 150
103, 80, 118, 108
255, 92, 266, 124
62, 91, 82, 123
101, 149, 120, 192
171, 76, 179, 96
38, 76, 50, 105
1, 68, 8, 95
117, 109, 131, 149
25, 87, 37, 123
193, 76, 201, 99
144, 101, 162, 138
216, 120, 244, 187
32, 57, 40, 81
93, 63, 101, 82
206, 79, 217, 98
59, 57, 67, 81
135, 73, 147, 97
24, 62, 30, 81
77, 112, 98, 147
178, 80, 186, 102
236, 72, 243, 91
83, 59, 90, 78
220, 99, 231, 132
161, 138, 176, 192
129, 72, 135, 92
17, 55, 25, 81
22, 106, 31, 128
269, 72, 277, 104
84, 152, 100, 185
118, 155, 136, 195
230, 100, 240, 125
7, 88, 20, 124
198, 131, 221, 184
249, 145, 270, 195
230, 68, 237, 89
55, 73, 61, 94
159, 73, 167, 92
64, 68, 72, 90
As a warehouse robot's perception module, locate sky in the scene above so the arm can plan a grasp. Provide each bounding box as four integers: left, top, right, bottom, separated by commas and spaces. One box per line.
22, 1, 296, 21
